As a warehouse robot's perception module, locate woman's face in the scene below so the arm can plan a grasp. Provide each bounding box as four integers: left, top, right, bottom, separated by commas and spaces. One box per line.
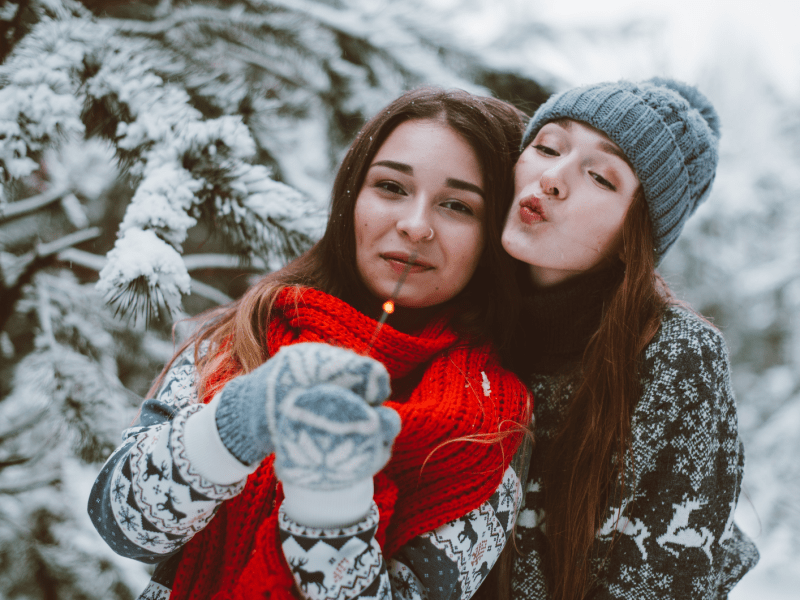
354, 119, 485, 308
502, 120, 639, 287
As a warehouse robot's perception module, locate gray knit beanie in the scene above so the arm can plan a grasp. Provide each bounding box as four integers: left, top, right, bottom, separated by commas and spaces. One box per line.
521, 77, 721, 261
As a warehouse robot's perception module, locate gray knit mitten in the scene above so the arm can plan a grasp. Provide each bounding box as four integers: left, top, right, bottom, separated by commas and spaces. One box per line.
215, 342, 400, 490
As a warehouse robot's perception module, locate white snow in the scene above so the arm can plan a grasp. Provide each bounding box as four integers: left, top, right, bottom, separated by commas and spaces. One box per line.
97, 228, 191, 315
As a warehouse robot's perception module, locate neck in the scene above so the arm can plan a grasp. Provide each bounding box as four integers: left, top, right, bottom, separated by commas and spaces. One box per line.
354, 295, 442, 335
528, 259, 620, 289
514, 266, 623, 374
385, 305, 442, 334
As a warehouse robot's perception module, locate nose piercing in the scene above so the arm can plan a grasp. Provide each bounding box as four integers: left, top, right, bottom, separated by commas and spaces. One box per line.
423, 227, 435, 241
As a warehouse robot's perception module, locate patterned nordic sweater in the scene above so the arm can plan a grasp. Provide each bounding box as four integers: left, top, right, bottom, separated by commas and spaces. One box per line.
506, 270, 759, 599
88, 349, 528, 600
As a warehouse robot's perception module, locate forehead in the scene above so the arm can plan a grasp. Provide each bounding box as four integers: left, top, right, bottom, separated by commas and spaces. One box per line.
375, 119, 463, 153
370, 119, 483, 182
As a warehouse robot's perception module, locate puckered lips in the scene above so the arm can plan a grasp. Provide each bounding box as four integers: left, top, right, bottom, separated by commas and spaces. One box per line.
519, 195, 546, 225
381, 251, 433, 274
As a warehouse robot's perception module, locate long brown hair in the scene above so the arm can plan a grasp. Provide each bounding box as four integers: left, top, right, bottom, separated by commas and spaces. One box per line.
149, 87, 526, 400
539, 189, 672, 599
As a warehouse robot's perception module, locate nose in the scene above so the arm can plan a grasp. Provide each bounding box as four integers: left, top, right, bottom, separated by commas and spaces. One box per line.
540, 161, 568, 199
396, 198, 433, 243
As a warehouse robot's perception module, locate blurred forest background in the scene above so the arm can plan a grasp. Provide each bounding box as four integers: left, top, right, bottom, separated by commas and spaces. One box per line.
0, 0, 797, 598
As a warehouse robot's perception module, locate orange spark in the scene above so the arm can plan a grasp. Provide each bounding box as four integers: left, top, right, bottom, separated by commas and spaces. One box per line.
382, 300, 395, 314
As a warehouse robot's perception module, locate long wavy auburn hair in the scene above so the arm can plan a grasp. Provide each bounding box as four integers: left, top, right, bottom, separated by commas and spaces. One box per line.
148, 87, 527, 401
536, 189, 673, 600
479, 186, 675, 600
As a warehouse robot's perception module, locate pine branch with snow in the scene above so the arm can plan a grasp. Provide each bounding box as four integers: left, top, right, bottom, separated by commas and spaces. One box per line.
1, 10, 324, 323
0, 271, 157, 598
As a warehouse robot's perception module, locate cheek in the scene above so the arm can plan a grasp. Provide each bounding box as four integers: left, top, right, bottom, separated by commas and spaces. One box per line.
514, 155, 539, 191
353, 201, 373, 247
594, 207, 628, 246
354, 219, 367, 247
460, 228, 485, 274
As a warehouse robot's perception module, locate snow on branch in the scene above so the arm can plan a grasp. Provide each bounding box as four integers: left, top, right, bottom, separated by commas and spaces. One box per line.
2, 14, 322, 325
97, 229, 190, 325
0, 18, 93, 181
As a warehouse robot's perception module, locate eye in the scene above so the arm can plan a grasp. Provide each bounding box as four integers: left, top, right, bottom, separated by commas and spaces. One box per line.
590, 172, 617, 191
440, 199, 474, 215
375, 180, 406, 195
534, 144, 559, 157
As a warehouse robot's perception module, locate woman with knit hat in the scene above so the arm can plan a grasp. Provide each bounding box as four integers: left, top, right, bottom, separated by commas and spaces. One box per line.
481, 78, 760, 599
88, 87, 533, 600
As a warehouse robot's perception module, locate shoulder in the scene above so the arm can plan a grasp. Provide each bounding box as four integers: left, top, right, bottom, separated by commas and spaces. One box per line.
636, 306, 737, 433
128, 345, 201, 432
153, 346, 200, 403
631, 308, 743, 487
643, 305, 730, 383
650, 305, 728, 355
634, 306, 738, 445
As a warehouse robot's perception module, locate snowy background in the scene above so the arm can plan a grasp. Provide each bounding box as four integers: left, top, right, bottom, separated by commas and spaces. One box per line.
1, 0, 798, 597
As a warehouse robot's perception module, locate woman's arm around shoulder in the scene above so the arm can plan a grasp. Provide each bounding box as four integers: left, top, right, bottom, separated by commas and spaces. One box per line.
591, 307, 759, 599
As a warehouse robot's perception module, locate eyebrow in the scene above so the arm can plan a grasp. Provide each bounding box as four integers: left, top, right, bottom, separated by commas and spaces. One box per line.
369, 160, 485, 198
371, 160, 412, 174
598, 140, 634, 169
445, 178, 484, 198
551, 120, 634, 169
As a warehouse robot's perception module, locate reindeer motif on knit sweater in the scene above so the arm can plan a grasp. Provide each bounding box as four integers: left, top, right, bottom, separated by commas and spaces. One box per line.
156, 487, 186, 522
142, 453, 168, 482
473, 560, 489, 583
353, 544, 374, 569
657, 498, 715, 562
290, 557, 327, 593
457, 512, 479, 551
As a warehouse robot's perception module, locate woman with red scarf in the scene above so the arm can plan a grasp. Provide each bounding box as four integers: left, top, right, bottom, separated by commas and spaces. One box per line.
89, 87, 532, 600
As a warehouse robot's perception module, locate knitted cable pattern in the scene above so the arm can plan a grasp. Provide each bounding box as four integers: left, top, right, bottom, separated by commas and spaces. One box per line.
170, 286, 530, 599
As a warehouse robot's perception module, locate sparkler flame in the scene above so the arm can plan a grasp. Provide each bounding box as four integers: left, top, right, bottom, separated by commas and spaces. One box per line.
366, 250, 418, 354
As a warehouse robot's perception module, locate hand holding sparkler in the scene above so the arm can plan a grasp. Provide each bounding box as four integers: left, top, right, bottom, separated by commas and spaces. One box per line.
214, 343, 401, 491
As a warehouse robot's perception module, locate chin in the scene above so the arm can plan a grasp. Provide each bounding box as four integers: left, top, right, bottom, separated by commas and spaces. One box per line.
502, 232, 535, 265
394, 296, 436, 310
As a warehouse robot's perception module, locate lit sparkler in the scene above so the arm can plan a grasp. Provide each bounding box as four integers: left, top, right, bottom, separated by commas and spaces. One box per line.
366, 250, 418, 354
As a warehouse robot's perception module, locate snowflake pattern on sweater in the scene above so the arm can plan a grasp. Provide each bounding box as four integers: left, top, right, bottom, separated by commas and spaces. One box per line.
89, 349, 526, 600
88, 350, 242, 564
511, 307, 759, 599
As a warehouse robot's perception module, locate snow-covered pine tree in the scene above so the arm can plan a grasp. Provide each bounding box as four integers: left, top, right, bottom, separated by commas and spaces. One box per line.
0, 0, 549, 597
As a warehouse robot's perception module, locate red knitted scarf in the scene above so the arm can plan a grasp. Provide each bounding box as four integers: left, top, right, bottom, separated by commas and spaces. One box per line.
170, 287, 529, 599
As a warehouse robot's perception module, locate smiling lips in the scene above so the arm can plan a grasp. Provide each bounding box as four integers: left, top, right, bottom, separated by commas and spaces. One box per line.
382, 252, 433, 274
519, 196, 546, 225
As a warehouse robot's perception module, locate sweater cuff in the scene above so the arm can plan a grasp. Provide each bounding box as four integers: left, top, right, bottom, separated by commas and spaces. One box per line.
282, 478, 374, 528
183, 394, 260, 485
